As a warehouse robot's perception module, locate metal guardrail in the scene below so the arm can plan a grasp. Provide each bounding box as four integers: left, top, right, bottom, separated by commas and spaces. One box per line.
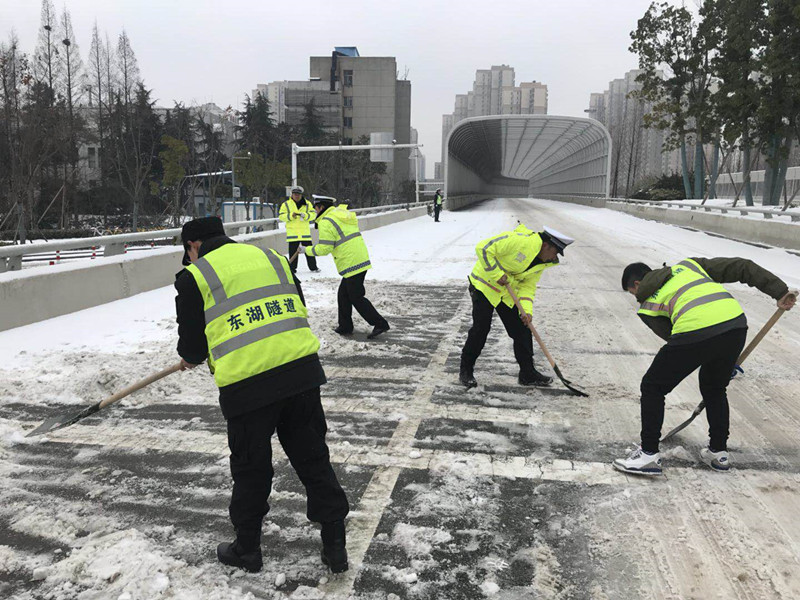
609, 197, 800, 222
0, 201, 430, 272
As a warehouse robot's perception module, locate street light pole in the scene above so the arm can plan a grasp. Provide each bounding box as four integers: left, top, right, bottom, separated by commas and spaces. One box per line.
231, 151, 251, 213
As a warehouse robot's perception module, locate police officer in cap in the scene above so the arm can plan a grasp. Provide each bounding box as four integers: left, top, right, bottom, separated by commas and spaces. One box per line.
279, 185, 319, 273
459, 224, 574, 389
174, 216, 349, 573
305, 195, 390, 339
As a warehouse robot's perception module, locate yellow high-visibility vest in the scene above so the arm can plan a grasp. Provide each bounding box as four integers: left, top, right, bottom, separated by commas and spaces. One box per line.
279, 198, 315, 242
469, 224, 557, 315
637, 258, 744, 334
305, 205, 371, 278
186, 243, 320, 388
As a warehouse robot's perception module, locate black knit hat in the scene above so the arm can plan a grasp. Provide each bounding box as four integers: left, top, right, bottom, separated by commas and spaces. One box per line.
180, 217, 225, 266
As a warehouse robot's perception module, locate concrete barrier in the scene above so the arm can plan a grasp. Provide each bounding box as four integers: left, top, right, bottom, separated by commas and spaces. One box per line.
0, 205, 428, 332
446, 195, 494, 211
540, 195, 800, 251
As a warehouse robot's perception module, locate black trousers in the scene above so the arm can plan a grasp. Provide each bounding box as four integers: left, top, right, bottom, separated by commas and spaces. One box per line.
460, 283, 536, 376
640, 327, 747, 454
226, 387, 349, 551
288, 240, 317, 272
338, 271, 388, 331
434, 204, 442, 221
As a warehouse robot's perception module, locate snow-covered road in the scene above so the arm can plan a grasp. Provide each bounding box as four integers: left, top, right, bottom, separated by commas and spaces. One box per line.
2, 198, 799, 599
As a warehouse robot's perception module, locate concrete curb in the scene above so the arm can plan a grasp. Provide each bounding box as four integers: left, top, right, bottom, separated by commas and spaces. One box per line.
0, 205, 428, 332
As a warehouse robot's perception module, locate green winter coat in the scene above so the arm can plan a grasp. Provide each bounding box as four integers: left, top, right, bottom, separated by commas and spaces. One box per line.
635, 257, 789, 342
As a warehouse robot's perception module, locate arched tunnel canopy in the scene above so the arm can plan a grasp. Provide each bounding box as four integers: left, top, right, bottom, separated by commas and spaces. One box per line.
444, 115, 611, 198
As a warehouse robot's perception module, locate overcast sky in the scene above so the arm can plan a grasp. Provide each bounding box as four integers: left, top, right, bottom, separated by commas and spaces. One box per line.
2, 0, 694, 172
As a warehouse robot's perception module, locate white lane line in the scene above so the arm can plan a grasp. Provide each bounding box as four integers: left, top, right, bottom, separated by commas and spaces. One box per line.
324, 396, 564, 427
319, 299, 469, 598
44, 420, 800, 488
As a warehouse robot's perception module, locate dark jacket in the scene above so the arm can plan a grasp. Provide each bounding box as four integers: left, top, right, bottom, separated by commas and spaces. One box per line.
635, 257, 789, 345
175, 235, 326, 419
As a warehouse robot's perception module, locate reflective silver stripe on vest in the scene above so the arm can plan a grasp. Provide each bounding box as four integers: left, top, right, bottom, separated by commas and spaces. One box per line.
481, 235, 508, 271
205, 283, 299, 322
262, 248, 289, 285
210, 316, 310, 361
667, 277, 713, 315
677, 260, 705, 276
334, 232, 362, 247
192, 257, 227, 305
322, 217, 346, 239
317, 240, 336, 246
470, 272, 500, 293
671, 291, 734, 324
640, 301, 668, 313
339, 260, 371, 276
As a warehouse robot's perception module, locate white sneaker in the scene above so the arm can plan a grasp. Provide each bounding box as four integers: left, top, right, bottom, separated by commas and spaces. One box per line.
700, 447, 730, 471
613, 446, 663, 476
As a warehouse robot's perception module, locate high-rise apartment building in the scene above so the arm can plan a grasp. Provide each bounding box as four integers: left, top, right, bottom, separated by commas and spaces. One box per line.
586, 69, 681, 197
252, 47, 413, 198
312, 49, 412, 196
252, 81, 339, 132
441, 65, 548, 164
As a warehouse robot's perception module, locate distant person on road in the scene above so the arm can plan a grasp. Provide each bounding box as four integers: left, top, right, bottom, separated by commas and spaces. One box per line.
174, 216, 349, 574
459, 224, 574, 389
433, 188, 444, 222
304, 195, 390, 339
279, 186, 319, 273
614, 257, 796, 476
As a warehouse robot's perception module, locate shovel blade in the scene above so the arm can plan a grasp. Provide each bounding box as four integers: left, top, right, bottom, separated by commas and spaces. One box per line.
25, 403, 100, 438
552, 364, 589, 397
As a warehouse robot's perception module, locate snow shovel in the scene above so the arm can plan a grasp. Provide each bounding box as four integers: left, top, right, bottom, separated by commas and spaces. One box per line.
504, 284, 589, 397
26, 362, 183, 438
287, 245, 303, 268
661, 306, 788, 442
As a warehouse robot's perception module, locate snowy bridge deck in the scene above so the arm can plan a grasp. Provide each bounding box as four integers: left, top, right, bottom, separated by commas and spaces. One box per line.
2, 198, 800, 599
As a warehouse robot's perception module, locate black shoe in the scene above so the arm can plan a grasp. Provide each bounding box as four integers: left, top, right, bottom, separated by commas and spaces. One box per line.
366, 323, 390, 339
321, 520, 348, 573
519, 369, 553, 387
310, 268, 321, 272
334, 326, 354, 336
459, 369, 477, 389
216, 541, 263, 573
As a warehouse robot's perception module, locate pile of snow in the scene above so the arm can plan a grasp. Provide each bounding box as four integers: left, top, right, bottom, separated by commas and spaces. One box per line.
36, 529, 255, 600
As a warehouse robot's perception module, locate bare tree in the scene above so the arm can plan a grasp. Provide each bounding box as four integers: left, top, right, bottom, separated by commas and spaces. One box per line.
116, 30, 139, 107
32, 0, 61, 93
57, 5, 84, 227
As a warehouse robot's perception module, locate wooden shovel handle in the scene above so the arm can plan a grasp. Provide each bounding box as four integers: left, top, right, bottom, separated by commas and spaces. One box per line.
288, 246, 303, 264
737, 307, 786, 365
98, 362, 183, 410
504, 283, 557, 370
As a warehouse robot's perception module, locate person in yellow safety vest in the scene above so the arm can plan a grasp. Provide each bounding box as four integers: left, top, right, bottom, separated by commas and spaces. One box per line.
279, 185, 319, 273
459, 224, 574, 389
614, 258, 796, 476
305, 195, 390, 339
433, 188, 444, 222
175, 216, 349, 574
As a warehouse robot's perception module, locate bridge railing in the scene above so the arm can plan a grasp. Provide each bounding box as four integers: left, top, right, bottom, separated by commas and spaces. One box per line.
0, 201, 429, 272
608, 198, 800, 222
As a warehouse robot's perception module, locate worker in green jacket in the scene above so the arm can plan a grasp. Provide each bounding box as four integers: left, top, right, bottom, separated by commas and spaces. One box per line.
614, 257, 796, 476
305, 196, 390, 339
